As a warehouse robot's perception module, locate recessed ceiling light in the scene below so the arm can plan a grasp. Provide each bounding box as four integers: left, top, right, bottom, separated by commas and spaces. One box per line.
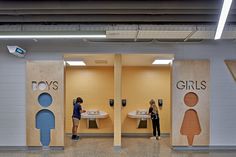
66, 61, 86, 66
215, 0, 233, 40
152, 59, 172, 65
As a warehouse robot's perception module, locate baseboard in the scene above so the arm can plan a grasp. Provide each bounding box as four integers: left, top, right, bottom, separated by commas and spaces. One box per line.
66, 133, 114, 137
27, 146, 64, 150
0, 146, 64, 151
66, 133, 170, 137
0, 146, 27, 151
173, 146, 236, 151
113, 146, 122, 152
121, 133, 170, 137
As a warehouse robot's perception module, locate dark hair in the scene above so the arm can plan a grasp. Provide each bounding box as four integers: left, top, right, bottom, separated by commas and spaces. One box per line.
76, 97, 83, 103
149, 99, 155, 105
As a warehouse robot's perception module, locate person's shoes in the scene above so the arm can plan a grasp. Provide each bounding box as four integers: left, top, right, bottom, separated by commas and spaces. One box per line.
150, 136, 156, 140
71, 135, 77, 140
75, 136, 80, 140
156, 136, 161, 140
72, 135, 80, 141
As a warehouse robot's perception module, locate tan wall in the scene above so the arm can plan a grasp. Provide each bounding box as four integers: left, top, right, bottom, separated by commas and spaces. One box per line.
122, 66, 171, 134
65, 67, 114, 133
65, 66, 171, 134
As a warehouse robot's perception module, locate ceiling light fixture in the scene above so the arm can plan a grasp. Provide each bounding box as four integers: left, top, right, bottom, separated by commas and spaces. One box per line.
0, 32, 106, 39
0, 35, 106, 39
214, 0, 233, 40
66, 61, 86, 66
152, 59, 172, 65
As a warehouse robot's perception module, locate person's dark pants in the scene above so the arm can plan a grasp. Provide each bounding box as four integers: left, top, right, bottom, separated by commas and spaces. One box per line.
152, 118, 160, 137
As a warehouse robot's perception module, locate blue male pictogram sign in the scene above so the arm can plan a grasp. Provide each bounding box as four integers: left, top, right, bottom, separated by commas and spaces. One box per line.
36, 109, 55, 146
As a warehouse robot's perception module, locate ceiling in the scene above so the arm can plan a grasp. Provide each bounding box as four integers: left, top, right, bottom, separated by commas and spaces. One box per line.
0, 0, 235, 24
0, 24, 236, 41
0, 0, 236, 41
64, 54, 174, 66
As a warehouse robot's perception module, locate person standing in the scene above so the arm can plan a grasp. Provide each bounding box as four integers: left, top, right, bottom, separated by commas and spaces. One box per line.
149, 99, 161, 140
71, 97, 86, 140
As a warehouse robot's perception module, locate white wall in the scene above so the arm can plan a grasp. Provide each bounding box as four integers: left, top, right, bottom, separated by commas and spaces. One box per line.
211, 59, 236, 145
0, 40, 236, 146
0, 52, 26, 146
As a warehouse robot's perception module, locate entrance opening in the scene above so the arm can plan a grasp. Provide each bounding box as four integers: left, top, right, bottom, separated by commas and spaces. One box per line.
64, 54, 114, 144
63, 53, 173, 147
121, 54, 173, 138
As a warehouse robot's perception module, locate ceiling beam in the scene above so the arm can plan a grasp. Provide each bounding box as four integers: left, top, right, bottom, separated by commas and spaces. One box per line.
0, 0, 235, 24
2, 9, 235, 15
1, 14, 236, 23
0, 1, 223, 10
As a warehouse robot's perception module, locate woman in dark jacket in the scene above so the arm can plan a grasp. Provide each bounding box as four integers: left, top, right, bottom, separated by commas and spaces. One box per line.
149, 99, 161, 140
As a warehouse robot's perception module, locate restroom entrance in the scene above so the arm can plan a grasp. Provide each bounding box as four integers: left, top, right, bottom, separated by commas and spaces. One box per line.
63, 53, 173, 148
121, 54, 172, 138
64, 54, 115, 142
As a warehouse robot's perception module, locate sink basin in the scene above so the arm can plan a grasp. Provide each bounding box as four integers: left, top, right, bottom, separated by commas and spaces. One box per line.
136, 109, 148, 115
87, 110, 100, 115
128, 110, 150, 119
81, 110, 109, 129
128, 110, 150, 129
81, 110, 109, 119
128, 109, 150, 129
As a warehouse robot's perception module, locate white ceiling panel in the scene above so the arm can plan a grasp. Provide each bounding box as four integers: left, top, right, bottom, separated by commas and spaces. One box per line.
22, 24, 79, 31
190, 31, 215, 39
139, 25, 195, 31
0, 25, 21, 31
221, 31, 236, 39
106, 30, 137, 39
190, 31, 236, 39
137, 31, 192, 39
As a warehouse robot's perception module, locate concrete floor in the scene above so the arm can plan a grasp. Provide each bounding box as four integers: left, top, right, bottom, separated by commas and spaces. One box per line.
0, 136, 236, 157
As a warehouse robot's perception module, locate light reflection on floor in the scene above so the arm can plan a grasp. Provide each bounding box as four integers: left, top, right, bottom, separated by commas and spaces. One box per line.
0, 136, 236, 157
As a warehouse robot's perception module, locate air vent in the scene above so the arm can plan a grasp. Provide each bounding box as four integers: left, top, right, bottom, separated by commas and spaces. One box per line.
94, 60, 108, 64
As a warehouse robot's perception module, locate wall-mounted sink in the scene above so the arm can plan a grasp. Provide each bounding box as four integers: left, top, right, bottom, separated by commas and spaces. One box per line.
81, 110, 109, 119
81, 110, 109, 129
87, 110, 100, 115
128, 109, 150, 119
128, 110, 150, 128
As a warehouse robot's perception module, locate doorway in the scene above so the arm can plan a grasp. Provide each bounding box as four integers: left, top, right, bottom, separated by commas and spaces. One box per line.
63, 53, 173, 147
64, 54, 115, 143
121, 54, 173, 138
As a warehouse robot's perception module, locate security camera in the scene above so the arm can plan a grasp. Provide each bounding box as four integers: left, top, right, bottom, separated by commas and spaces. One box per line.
7, 45, 26, 58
